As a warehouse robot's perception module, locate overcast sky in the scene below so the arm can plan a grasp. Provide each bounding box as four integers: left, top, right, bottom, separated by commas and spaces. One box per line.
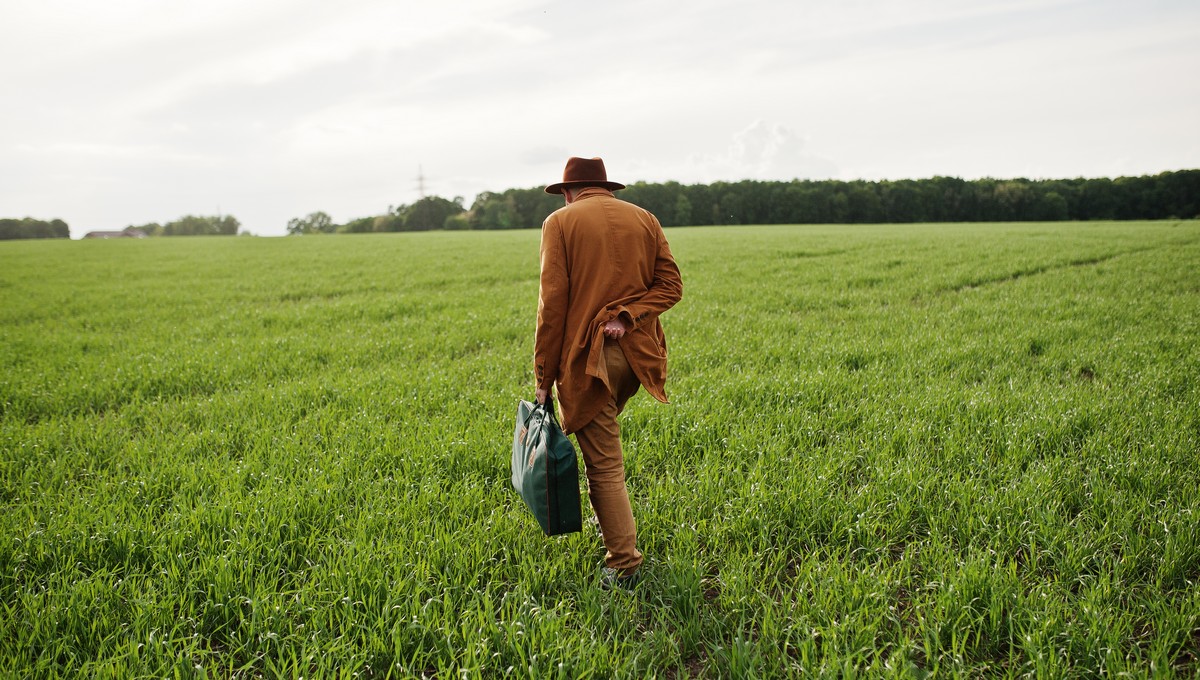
3, 0, 1197, 237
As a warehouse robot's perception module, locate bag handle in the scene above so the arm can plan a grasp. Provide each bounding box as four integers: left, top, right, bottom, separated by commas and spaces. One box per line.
538, 396, 559, 424
523, 396, 557, 428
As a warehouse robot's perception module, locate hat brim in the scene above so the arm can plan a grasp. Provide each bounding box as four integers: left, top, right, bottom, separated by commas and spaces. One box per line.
545, 180, 626, 195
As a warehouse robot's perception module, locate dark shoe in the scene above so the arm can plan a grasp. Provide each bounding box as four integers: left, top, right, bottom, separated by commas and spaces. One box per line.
600, 567, 640, 592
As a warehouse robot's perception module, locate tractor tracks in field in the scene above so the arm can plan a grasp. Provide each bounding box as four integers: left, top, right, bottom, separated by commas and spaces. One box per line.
943, 249, 1137, 294
892, 235, 1200, 308
935, 237, 1198, 296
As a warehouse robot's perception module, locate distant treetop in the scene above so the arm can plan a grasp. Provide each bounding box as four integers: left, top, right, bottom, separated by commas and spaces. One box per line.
0, 217, 70, 240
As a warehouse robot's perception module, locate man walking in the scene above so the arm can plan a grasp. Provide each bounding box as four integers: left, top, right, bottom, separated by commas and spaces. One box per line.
534, 157, 684, 590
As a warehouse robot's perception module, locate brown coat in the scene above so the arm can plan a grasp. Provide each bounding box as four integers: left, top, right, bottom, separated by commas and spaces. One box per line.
535, 187, 684, 433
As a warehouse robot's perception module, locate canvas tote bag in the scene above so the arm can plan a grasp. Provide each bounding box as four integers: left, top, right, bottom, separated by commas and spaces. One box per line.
511, 399, 582, 536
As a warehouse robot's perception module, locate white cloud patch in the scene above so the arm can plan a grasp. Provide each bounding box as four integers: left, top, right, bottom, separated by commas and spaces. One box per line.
670, 121, 839, 184
727, 121, 838, 180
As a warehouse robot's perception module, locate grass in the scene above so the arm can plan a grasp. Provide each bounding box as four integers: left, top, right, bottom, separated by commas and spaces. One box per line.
1, 221, 1198, 677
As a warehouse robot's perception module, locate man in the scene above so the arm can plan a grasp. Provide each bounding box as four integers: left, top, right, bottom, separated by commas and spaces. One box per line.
534, 156, 683, 591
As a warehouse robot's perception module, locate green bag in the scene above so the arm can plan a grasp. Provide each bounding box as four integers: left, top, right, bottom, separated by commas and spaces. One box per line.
511, 399, 582, 536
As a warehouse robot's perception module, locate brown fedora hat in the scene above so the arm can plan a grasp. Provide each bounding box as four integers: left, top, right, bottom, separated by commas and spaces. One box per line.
545, 156, 626, 195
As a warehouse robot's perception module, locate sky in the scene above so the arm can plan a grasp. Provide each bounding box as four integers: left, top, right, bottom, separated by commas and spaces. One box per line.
2, 0, 1197, 237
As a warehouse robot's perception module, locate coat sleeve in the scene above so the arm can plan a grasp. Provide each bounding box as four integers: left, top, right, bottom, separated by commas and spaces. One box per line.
534, 217, 569, 390
615, 219, 683, 330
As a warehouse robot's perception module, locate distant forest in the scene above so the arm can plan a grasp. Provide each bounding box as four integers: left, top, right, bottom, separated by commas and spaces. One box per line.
0, 218, 70, 240
0, 215, 239, 240
331, 169, 1199, 233
2, 170, 1196, 240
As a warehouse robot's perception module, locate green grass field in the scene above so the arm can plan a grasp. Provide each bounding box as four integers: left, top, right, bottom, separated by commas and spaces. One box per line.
2, 221, 1198, 678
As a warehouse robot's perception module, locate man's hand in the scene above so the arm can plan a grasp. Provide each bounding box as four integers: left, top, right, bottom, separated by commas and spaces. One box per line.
603, 318, 629, 339
535, 388, 549, 405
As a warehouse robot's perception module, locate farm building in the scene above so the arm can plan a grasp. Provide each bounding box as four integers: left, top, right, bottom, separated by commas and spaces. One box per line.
83, 227, 147, 239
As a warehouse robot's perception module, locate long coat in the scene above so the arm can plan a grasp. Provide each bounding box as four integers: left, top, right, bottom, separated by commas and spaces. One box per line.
535, 187, 684, 433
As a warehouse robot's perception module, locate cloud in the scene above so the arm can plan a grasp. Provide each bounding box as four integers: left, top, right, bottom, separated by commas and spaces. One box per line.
675, 121, 839, 184
521, 146, 570, 167
730, 121, 838, 179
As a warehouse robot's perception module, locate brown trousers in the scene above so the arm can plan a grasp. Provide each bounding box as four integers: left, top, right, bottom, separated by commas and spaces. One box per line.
572, 341, 643, 574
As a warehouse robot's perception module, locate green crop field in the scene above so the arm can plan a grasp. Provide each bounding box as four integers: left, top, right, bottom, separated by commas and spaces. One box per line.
2, 221, 1198, 678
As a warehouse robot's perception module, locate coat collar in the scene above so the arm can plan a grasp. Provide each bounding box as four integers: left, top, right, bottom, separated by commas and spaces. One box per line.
571, 186, 615, 201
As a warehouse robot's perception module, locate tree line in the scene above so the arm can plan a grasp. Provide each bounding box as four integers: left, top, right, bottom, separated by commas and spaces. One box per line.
301, 169, 1198, 234
127, 215, 242, 236
3, 170, 1195, 241
288, 196, 473, 235
0, 214, 243, 240
0, 218, 70, 240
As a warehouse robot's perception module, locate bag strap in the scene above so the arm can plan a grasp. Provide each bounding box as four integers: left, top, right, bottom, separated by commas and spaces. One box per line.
540, 397, 559, 424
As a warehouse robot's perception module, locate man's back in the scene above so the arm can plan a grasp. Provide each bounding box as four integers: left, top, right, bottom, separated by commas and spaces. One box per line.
536, 186, 682, 433
550, 189, 666, 334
